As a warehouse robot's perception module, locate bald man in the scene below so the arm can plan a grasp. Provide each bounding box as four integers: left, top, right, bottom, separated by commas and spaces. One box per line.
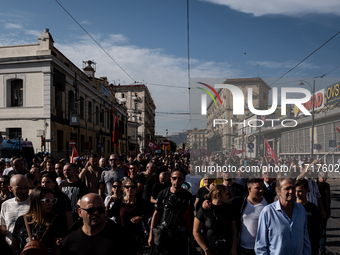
150, 171, 171, 204
61, 193, 139, 255
0, 175, 30, 245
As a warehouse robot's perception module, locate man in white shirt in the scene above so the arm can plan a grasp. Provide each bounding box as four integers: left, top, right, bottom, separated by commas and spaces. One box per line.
238, 178, 267, 254
0, 175, 30, 245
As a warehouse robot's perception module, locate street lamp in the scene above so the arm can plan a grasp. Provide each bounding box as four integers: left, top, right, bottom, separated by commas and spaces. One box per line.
299, 80, 315, 159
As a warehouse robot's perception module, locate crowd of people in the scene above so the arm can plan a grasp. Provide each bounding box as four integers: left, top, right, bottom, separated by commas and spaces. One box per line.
0, 152, 332, 255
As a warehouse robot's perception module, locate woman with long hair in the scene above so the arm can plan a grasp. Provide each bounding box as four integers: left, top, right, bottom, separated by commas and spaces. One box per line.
107, 177, 147, 254
193, 184, 237, 255
11, 186, 67, 254
41, 173, 73, 230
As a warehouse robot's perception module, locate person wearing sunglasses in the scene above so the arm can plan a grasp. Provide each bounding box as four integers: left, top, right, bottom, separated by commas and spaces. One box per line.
99, 154, 127, 198
107, 178, 147, 254
61, 193, 139, 255
41, 173, 73, 230
128, 161, 145, 199
104, 181, 123, 210
148, 168, 194, 255
11, 186, 67, 255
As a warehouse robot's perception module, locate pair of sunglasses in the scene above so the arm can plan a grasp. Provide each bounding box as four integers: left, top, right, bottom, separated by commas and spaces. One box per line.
171, 176, 184, 181
124, 186, 136, 189
109, 158, 118, 161
80, 206, 106, 214
112, 185, 121, 188
40, 198, 58, 205
0, 180, 9, 184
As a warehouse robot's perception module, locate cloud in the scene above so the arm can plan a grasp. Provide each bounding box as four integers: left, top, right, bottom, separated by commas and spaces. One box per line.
4, 23, 22, 29
247, 60, 318, 69
200, 0, 340, 17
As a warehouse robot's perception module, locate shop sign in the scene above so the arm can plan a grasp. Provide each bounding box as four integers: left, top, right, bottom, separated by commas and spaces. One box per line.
294, 89, 324, 117
325, 82, 340, 105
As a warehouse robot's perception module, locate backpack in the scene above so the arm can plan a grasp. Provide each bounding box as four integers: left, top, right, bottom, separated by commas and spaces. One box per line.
21, 215, 56, 255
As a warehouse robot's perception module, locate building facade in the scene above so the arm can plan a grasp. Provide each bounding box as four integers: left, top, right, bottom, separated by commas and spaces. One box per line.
0, 29, 127, 159
188, 128, 207, 151
206, 78, 270, 154
114, 85, 156, 153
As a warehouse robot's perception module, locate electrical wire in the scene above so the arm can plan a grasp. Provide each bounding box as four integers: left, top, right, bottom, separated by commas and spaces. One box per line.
270, 30, 340, 87
55, 0, 135, 82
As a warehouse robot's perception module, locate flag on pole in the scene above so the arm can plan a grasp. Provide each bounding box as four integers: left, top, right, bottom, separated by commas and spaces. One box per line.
113, 115, 122, 147
147, 141, 160, 150
336, 125, 340, 134
265, 138, 277, 163
70, 146, 79, 163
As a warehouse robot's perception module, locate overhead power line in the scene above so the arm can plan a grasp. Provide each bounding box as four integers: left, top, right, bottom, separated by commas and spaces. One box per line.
55, 0, 135, 82
270, 29, 340, 87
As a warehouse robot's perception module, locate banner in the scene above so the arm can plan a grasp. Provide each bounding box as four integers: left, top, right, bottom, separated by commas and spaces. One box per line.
70, 146, 79, 163
230, 148, 245, 157
113, 115, 122, 147
147, 141, 160, 150
265, 138, 277, 163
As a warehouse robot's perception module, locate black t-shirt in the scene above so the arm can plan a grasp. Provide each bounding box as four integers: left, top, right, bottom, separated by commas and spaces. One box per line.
151, 182, 171, 201
227, 182, 244, 199
195, 186, 210, 211
135, 174, 146, 200
108, 198, 147, 236
61, 219, 138, 255
12, 214, 67, 255
196, 204, 235, 253
60, 179, 88, 212
303, 202, 320, 252
155, 188, 193, 230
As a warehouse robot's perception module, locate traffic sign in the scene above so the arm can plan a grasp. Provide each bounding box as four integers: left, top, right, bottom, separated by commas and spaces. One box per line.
97, 143, 103, 148
248, 142, 254, 150
248, 135, 255, 142
329, 140, 337, 149
314, 144, 322, 151
0, 135, 3, 144
69, 140, 76, 147
163, 139, 170, 146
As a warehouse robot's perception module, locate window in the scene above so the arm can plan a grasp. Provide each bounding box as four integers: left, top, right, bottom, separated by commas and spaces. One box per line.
134, 103, 138, 111
89, 136, 93, 151
122, 93, 125, 98
55, 82, 63, 119
81, 135, 85, 152
10, 80, 23, 107
88, 101, 92, 122
68, 90, 75, 118
80, 96, 84, 119
7, 128, 22, 139
96, 106, 99, 125
100, 109, 104, 127
107, 112, 110, 129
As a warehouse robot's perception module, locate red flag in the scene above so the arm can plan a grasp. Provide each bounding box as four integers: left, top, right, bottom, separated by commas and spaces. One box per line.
265, 138, 277, 163
147, 141, 160, 150
70, 146, 79, 163
230, 148, 244, 157
336, 125, 340, 134
113, 115, 122, 147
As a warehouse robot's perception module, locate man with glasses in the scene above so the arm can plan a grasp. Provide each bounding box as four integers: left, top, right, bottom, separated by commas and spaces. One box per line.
99, 154, 127, 198
61, 193, 138, 255
0, 175, 30, 245
148, 169, 193, 255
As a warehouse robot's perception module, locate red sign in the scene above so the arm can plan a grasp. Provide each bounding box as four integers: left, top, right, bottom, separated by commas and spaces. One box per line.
163, 140, 170, 146
69, 140, 76, 147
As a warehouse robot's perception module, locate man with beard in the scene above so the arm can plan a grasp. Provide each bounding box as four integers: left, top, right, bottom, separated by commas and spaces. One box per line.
60, 163, 88, 213
0, 175, 30, 245
79, 154, 103, 194
255, 178, 311, 255
148, 169, 193, 255
61, 193, 139, 255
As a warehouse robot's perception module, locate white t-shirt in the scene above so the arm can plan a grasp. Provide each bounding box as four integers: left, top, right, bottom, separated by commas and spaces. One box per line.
185, 174, 202, 196
239, 197, 268, 249
0, 196, 30, 245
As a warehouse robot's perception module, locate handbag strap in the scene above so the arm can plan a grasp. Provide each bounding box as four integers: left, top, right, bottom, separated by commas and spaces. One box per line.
40, 215, 57, 242
23, 215, 33, 242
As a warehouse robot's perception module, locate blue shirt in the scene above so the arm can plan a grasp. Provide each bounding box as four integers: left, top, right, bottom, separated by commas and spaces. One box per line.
255, 200, 311, 255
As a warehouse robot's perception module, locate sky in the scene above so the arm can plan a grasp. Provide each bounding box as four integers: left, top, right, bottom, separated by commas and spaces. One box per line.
1, 0, 340, 137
